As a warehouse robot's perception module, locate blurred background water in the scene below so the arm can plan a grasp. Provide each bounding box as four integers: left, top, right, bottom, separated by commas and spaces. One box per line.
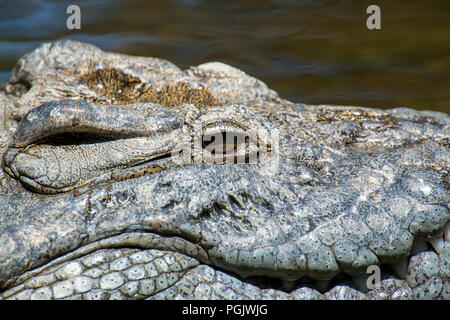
0, 0, 449, 112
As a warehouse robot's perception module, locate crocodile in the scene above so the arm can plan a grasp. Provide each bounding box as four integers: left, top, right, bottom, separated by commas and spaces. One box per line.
0, 40, 448, 300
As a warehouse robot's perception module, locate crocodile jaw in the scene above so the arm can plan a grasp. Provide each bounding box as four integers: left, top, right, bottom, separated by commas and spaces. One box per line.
0, 40, 449, 300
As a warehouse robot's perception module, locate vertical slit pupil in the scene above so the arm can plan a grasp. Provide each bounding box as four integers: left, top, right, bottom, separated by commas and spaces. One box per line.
234, 135, 238, 164
245, 136, 250, 164
222, 132, 227, 154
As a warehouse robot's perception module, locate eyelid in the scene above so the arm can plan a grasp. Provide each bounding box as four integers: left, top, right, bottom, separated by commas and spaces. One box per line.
201, 120, 253, 140
202, 119, 248, 131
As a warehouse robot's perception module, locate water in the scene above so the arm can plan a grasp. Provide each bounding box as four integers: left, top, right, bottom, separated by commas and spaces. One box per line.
1, 0, 449, 113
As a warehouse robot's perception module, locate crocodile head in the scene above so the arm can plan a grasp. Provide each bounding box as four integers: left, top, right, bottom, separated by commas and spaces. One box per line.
0, 40, 448, 300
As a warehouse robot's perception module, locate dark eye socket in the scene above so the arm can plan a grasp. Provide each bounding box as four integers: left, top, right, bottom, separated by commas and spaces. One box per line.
202, 132, 249, 155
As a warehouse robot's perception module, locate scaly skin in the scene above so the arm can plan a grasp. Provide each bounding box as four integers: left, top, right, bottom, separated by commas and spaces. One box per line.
0, 40, 448, 300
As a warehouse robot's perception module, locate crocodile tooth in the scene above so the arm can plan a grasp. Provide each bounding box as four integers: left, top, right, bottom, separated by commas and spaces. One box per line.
315, 279, 331, 293
281, 279, 297, 291
445, 221, 450, 242
390, 257, 408, 279
351, 274, 370, 293
428, 237, 444, 254
410, 238, 429, 256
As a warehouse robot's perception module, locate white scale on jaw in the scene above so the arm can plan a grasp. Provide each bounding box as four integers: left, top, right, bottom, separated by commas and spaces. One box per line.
428, 221, 450, 254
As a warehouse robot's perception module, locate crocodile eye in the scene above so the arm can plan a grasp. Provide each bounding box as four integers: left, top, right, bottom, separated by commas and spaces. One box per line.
200, 121, 263, 164
202, 131, 249, 156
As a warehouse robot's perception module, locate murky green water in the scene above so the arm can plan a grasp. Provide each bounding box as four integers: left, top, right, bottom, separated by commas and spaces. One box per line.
1, 0, 449, 113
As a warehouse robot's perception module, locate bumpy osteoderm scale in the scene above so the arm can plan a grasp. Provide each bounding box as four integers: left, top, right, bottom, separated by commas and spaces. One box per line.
0, 40, 449, 299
